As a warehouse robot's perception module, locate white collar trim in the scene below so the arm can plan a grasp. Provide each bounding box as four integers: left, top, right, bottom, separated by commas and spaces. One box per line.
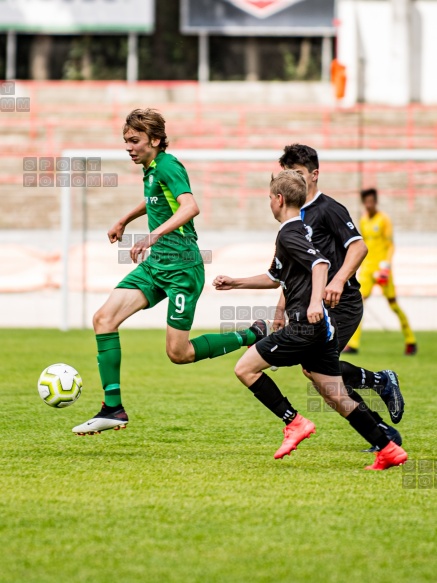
301, 190, 322, 210
279, 216, 302, 230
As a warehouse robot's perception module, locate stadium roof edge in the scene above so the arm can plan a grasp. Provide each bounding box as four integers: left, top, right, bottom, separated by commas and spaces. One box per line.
61, 149, 437, 162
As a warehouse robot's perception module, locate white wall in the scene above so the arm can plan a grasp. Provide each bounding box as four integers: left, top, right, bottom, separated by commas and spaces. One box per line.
337, 0, 437, 104
416, 1, 437, 103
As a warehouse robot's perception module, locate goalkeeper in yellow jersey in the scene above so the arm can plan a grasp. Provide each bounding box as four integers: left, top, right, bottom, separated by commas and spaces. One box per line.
344, 188, 417, 356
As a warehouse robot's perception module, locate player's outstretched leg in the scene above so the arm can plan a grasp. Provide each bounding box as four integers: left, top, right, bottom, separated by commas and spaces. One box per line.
387, 299, 417, 356
312, 373, 408, 470
190, 319, 271, 361
235, 360, 315, 460
340, 361, 405, 424
72, 288, 145, 436
316, 363, 403, 450
72, 402, 129, 435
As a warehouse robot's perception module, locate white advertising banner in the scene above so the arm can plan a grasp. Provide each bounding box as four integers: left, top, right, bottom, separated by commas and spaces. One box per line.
0, 0, 155, 33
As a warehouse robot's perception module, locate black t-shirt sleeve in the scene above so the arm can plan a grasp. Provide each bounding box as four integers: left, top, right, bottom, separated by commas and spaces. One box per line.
267, 250, 280, 281
280, 226, 330, 271
323, 200, 362, 248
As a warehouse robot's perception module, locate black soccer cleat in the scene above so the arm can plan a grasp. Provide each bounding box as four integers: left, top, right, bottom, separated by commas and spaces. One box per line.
73, 402, 129, 435
377, 370, 405, 424
362, 423, 402, 453
248, 319, 271, 343
405, 343, 418, 356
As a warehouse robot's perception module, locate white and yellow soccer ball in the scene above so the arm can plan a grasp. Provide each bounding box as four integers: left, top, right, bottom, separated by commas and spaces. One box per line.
37, 363, 83, 408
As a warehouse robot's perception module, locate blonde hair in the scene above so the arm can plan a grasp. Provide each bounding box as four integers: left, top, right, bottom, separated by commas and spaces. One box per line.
270, 170, 307, 208
123, 108, 169, 150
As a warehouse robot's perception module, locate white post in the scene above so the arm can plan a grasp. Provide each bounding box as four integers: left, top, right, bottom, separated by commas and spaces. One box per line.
337, 0, 359, 106
321, 35, 332, 82
198, 32, 209, 82
61, 182, 71, 331
245, 37, 259, 81
6, 30, 17, 80
389, 0, 411, 105
127, 32, 138, 82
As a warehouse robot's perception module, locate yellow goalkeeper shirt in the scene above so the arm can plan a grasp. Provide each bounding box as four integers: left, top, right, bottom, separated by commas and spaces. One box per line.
359, 211, 393, 272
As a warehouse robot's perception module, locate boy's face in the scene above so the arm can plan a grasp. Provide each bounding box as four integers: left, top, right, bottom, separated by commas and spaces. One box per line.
363, 194, 377, 215
283, 163, 318, 195
124, 128, 160, 167
269, 191, 282, 221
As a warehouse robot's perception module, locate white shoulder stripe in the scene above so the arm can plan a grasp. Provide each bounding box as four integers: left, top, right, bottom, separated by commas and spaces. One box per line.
312, 258, 331, 269
266, 271, 279, 282
344, 236, 363, 249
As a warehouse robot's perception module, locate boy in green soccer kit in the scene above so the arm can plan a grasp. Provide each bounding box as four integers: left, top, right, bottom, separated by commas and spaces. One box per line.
73, 108, 268, 435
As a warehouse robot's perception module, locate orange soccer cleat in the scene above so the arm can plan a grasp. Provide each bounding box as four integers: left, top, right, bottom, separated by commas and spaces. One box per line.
274, 414, 316, 459
365, 441, 408, 470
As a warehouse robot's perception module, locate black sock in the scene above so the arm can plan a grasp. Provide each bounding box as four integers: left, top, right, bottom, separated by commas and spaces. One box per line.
248, 373, 297, 424
344, 383, 366, 405
347, 406, 390, 450
342, 368, 386, 425
372, 371, 387, 395
340, 361, 376, 390
368, 409, 385, 425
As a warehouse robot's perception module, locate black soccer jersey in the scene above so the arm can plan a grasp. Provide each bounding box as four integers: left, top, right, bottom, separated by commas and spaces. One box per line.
299, 192, 363, 298
267, 216, 330, 320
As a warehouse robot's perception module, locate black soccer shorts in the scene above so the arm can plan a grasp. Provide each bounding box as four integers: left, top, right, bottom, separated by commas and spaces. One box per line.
327, 290, 364, 352
255, 320, 341, 377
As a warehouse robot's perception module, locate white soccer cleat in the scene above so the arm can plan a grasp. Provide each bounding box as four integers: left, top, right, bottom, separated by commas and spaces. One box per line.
73, 403, 128, 435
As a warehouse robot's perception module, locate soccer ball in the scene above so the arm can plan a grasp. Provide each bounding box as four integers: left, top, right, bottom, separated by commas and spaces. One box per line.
37, 363, 83, 408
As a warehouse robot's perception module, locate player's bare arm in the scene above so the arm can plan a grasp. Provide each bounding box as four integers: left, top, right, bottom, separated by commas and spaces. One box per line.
307, 262, 328, 323
324, 239, 367, 307
130, 193, 199, 263
273, 291, 286, 331
213, 273, 280, 290
108, 199, 147, 243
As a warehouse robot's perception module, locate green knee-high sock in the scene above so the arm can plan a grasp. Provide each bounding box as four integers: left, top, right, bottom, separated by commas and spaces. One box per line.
191, 329, 256, 362
96, 332, 122, 407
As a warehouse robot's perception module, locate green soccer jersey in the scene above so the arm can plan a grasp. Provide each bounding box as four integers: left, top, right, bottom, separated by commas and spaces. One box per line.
143, 151, 202, 270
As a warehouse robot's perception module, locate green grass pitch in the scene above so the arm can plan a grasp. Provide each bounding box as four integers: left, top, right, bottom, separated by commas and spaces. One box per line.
1, 329, 436, 583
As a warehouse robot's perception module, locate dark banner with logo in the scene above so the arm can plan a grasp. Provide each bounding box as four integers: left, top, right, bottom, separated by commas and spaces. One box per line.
181, 0, 335, 35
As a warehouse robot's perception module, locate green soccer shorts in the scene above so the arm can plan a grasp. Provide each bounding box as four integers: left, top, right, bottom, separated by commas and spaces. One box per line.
116, 261, 205, 331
